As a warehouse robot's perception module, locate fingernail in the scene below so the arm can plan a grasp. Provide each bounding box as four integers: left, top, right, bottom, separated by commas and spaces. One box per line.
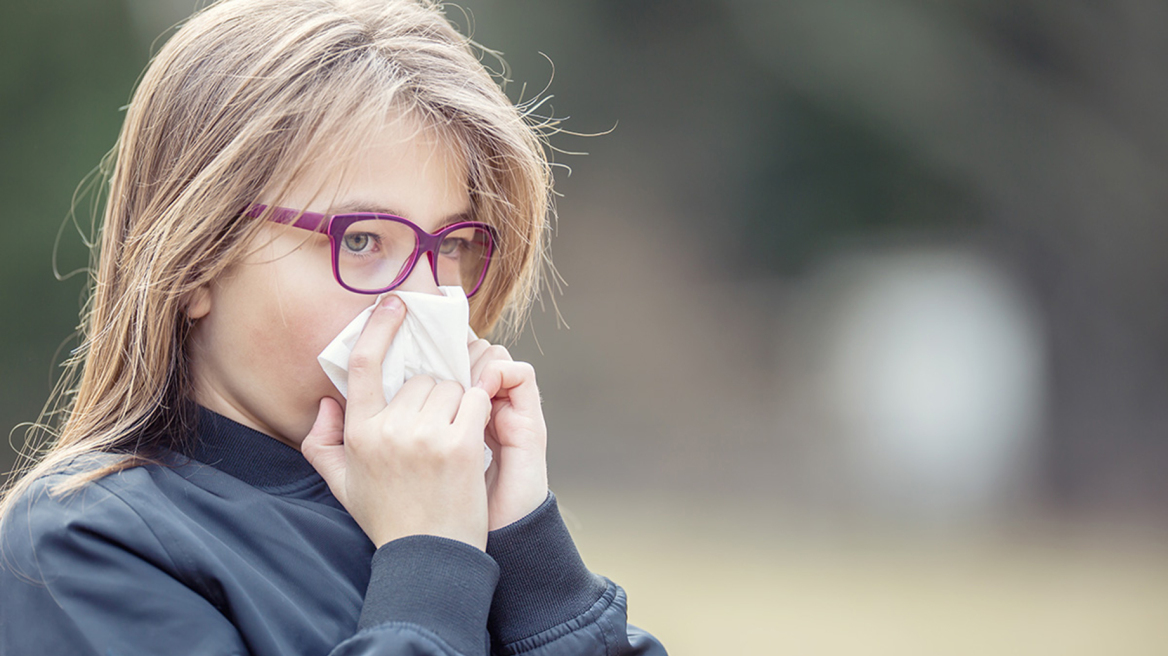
382, 296, 403, 312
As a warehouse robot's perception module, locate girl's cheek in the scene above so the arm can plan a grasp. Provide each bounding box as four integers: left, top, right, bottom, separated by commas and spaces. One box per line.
239, 235, 370, 385
257, 300, 341, 370
262, 260, 354, 353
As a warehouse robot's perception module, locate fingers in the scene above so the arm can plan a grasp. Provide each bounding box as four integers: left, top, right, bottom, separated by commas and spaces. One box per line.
342, 378, 491, 549
387, 374, 438, 413
346, 295, 406, 421
419, 380, 467, 425
386, 376, 466, 422
468, 337, 491, 363
469, 340, 512, 390
300, 397, 348, 500
454, 386, 492, 432
303, 323, 502, 551
475, 360, 540, 414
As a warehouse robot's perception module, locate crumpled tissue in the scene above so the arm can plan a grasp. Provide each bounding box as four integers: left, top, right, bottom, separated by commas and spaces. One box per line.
318, 286, 491, 469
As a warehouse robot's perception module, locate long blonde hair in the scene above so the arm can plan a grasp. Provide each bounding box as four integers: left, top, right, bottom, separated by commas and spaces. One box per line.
1, 0, 555, 520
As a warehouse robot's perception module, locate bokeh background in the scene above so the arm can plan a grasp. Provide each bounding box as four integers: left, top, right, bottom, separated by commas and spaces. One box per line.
4, 1, 1168, 653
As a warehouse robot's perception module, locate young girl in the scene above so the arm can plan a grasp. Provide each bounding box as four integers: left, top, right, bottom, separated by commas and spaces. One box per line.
0, 1, 666, 654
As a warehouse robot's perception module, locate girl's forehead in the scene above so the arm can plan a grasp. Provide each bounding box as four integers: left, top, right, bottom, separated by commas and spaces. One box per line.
274, 114, 471, 220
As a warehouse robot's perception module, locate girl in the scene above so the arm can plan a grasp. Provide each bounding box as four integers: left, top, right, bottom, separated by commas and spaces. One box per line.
0, 1, 666, 654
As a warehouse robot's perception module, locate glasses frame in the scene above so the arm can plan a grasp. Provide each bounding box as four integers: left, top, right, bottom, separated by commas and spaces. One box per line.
246, 204, 498, 297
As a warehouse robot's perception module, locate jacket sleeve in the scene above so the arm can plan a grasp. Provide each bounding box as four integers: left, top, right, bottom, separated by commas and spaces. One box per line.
0, 475, 501, 656
484, 493, 668, 656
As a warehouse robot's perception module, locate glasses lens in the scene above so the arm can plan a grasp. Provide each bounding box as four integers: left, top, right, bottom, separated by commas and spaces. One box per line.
435, 226, 494, 296
336, 219, 417, 292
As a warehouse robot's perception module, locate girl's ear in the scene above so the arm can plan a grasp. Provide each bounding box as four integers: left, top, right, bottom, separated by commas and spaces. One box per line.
185, 286, 212, 320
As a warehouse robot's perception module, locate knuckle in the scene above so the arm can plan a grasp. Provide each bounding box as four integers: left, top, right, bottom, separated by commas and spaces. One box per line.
343, 427, 369, 455
381, 415, 407, 438
445, 434, 480, 461
432, 437, 459, 458
407, 425, 439, 448
486, 345, 512, 361
348, 350, 377, 373
400, 375, 435, 393
465, 386, 490, 404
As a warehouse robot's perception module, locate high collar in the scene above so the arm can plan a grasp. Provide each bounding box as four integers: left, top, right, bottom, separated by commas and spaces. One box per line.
187, 407, 320, 489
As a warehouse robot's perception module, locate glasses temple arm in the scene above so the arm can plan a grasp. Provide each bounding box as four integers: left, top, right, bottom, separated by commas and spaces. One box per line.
245, 204, 329, 232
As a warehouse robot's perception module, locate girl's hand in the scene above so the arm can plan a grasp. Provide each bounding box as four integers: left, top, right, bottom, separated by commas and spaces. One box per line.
468, 338, 549, 531
302, 296, 492, 550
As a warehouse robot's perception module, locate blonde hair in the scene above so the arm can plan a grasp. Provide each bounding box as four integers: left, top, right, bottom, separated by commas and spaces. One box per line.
1, 0, 556, 520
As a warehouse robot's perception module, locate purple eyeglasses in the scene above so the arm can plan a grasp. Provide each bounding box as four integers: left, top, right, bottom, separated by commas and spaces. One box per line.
247, 204, 498, 298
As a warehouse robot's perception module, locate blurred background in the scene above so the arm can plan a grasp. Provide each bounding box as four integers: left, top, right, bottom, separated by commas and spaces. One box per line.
4, 0, 1168, 653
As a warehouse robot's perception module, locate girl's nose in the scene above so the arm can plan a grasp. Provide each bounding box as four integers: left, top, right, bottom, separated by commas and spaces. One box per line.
394, 253, 443, 295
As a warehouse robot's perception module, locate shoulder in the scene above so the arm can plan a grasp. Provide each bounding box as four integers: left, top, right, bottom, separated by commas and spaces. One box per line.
0, 455, 180, 582
0, 457, 258, 655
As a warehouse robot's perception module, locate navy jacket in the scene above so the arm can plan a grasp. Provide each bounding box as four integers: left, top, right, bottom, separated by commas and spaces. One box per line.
0, 410, 666, 655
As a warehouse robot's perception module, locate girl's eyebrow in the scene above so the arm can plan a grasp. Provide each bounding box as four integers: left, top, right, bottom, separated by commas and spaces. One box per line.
327, 201, 472, 227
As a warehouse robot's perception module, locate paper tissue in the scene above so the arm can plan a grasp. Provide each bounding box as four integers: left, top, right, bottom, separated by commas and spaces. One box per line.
318, 286, 492, 469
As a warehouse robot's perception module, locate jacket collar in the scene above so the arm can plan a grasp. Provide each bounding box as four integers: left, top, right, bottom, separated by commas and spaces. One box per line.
187, 407, 320, 488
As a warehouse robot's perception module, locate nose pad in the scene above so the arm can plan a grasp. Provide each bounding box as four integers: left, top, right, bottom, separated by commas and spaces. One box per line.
394, 251, 443, 295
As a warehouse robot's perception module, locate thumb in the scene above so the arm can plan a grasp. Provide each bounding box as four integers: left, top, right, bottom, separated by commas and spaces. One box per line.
300, 397, 347, 497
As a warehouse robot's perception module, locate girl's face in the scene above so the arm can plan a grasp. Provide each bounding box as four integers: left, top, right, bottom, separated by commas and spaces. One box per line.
187, 115, 472, 447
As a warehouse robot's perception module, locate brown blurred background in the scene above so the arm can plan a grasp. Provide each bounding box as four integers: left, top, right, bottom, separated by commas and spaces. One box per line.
3, 1, 1168, 653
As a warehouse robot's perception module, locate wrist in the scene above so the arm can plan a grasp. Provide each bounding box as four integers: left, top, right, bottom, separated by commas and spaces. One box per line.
371, 521, 488, 551
485, 492, 608, 645
487, 477, 548, 531
362, 535, 499, 654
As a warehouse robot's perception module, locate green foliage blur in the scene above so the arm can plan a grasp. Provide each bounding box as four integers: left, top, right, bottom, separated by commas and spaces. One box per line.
1, 0, 146, 467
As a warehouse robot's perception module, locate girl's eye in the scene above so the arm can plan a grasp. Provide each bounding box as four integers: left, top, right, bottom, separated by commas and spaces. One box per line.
342, 232, 376, 254
438, 237, 465, 257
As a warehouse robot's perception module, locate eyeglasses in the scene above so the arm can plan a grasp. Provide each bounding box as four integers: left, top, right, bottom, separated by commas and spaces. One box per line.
246, 204, 498, 298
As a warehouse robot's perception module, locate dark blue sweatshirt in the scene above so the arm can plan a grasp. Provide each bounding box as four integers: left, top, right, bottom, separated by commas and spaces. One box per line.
0, 410, 666, 655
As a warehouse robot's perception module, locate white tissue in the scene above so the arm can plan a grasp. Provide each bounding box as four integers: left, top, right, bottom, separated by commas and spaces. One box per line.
318, 286, 492, 469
